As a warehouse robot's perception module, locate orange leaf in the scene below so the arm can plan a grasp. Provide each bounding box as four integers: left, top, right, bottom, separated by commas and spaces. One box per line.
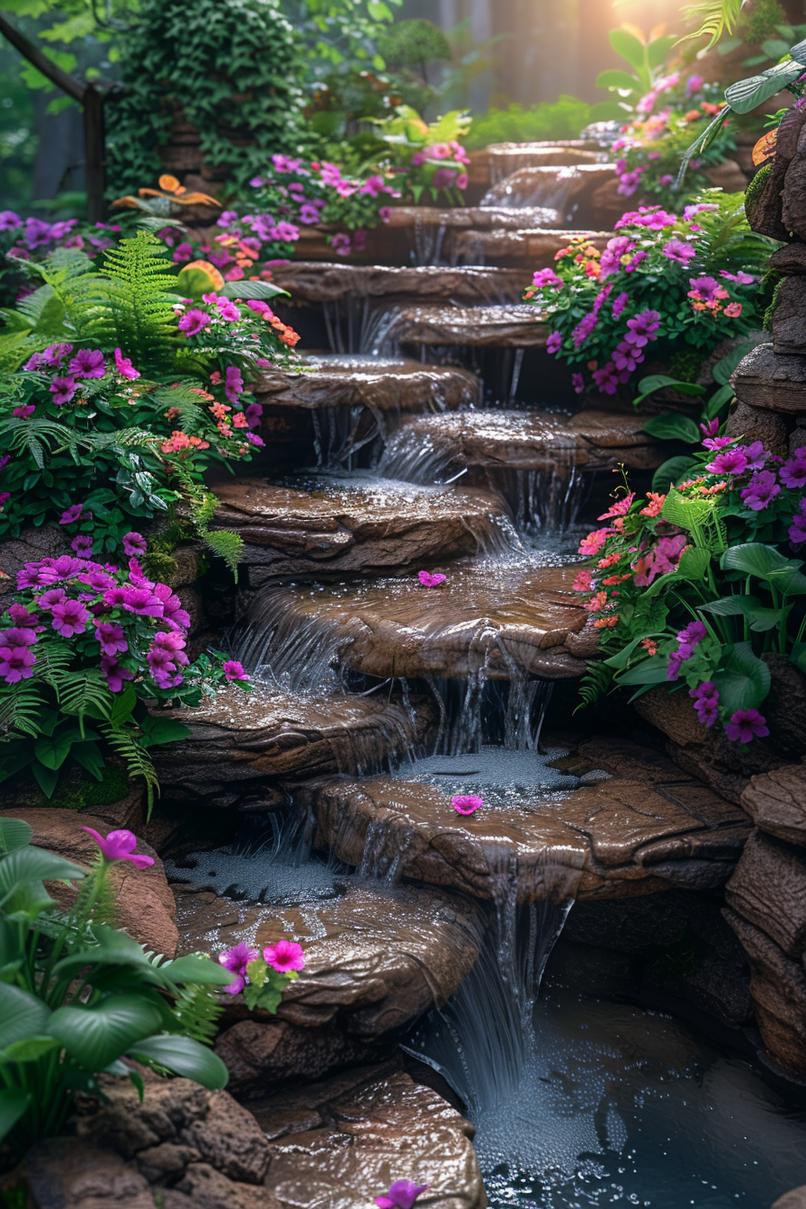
172, 191, 222, 207
159, 174, 185, 195
184, 259, 224, 289
752, 129, 777, 166
111, 195, 140, 209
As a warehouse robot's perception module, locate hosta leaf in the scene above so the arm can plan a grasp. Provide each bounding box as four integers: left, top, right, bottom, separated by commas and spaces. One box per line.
130, 1034, 228, 1089
48, 994, 165, 1070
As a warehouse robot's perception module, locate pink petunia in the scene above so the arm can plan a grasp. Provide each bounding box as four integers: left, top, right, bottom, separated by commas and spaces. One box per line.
263, 939, 306, 973
81, 826, 155, 867
451, 794, 483, 816
418, 570, 447, 588
114, 347, 140, 380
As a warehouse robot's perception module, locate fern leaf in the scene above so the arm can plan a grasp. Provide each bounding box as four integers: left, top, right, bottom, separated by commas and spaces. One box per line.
575, 661, 614, 712
170, 981, 224, 1045
99, 722, 159, 817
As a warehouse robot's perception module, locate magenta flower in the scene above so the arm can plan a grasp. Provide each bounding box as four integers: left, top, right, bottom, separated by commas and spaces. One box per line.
70, 534, 93, 558
676, 620, 707, 658
95, 621, 128, 656
624, 310, 661, 348
662, 238, 696, 265
225, 365, 244, 403
122, 531, 147, 558
68, 348, 106, 379
532, 267, 562, 288
50, 376, 77, 406
81, 826, 155, 868
223, 659, 249, 682
706, 448, 748, 476
741, 470, 780, 511
178, 309, 212, 336
418, 570, 447, 589
50, 599, 90, 637
263, 939, 306, 973
113, 347, 140, 380
59, 504, 84, 525
790, 499, 806, 546
546, 331, 562, 355
0, 627, 37, 649
101, 655, 134, 693
725, 709, 769, 744
0, 644, 36, 683
780, 448, 806, 489
376, 1181, 430, 1209
218, 942, 259, 995
451, 794, 483, 816
571, 373, 585, 394
579, 528, 611, 557
690, 681, 719, 729
12, 405, 35, 419
330, 232, 351, 255
611, 292, 629, 319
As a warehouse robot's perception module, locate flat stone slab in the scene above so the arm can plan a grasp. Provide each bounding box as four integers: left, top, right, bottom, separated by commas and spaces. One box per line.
211, 474, 509, 583
269, 261, 525, 305
732, 342, 806, 414
388, 409, 662, 472
256, 356, 480, 413
152, 684, 433, 806
245, 558, 590, 681
482, 162, 616, 213
306, 737, 751, 903
741, 764, 806, 847
453, 226, 609, 268
173, 880, 481, 1091
253, 1062, 486, 1208
384, 204, 577, 232
390, 303, 547, 348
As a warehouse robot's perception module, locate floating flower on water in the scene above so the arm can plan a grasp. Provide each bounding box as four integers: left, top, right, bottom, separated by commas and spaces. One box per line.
724, 708, 769, 744
81, 826, 155, 868
263, 939, 306, 973
418, 570, 447, 588
451, 794, 483, 816
376, 1181, 430, 1209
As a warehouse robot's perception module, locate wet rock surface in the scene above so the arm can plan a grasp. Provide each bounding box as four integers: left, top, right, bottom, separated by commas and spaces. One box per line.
305, 737, 750, 903
152, 684, 434, 807
246, 559, 590, 681
0, 807, 177, 956
211, 474, 509, 583
253, 1060, 486, 1209
390, 303, 547, 348
731, 342, 806, 413
741, 764, 806, 847
256, 356, 480, 413
452, 226, 610, 268
172, 880, 482, 1091
481, 163, 616, 219
390, 408, 662, 471
270, 261, 524, 304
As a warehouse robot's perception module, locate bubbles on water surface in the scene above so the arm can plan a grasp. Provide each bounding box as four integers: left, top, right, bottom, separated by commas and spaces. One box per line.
393, 745, 581, 808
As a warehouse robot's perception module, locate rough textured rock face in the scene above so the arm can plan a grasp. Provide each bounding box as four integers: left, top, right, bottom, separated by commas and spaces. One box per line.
253, 1061, 486, 1209
725, 832, 806, 1076
730, 342, 806, 413
724, 398, 790, 455
152, 684, 434, 807
481, 163, 616, 219
171, 880, 481, 1091
211, 476, 509, 584
771, 276, 806, 356
305, 737, 750, 904
270, 261, 525, 305
0, 807, 178, 957
741, 765, 806, 847
256, 357, 481, 414
244, 561, 590, 681
774, 1190, 806, 1209
0, 525, 68, 611
390, 409, 662, 472
452, 226, 610, 269
389, 303, 547, 349
745, 106, 806, 241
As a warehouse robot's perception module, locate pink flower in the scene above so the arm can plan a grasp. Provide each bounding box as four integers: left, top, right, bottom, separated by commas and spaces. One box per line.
532, 268, 562, 288
578, 529, 611, 557
598, 494, 634, 521
723, 302, 743, 319
418, 570, 447, 588
376, 1181, 430, 1209
114, 347, 140, 380
724, 708, 769, 744
632, 534, 688, 586
68, 349, 106, 379
706, 448, 748, 476
81, 826, 155, 868
50, 598, 90, 637
178, 309, 212, 336
662, 238, 696, 265
451, 794, 483, 815
218, 942, 259, 995
330, 232, 351, 256
572, 569, 594, 593
95, 621, 127, 656
122, 531, 148, 558
223, 659, 249, 682
50, 376, 77, 406
263, 939, 306, 973
0, 645, 36, 683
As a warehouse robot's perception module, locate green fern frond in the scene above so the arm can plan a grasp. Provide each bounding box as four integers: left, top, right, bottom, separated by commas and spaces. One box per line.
201, 527, 244, 576
99, 721, 159, 817
0, 684, 45, 738
575, 660, 614, 712
680, 0, 745, 48
88, 232, 180, 367
53, 670, 113, 724
170, 980, 224, 1045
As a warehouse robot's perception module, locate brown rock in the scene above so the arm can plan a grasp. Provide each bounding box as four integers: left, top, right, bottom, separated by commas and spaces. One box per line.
746, 104, 806, 240
252, 1062, 486, 1209
257, 356, 480, 414
772, 276, 806, 354
305, 736, 749, 903
172, 880, 481, 1092
731, 343, 806, 414
270, 261, 525, 305
741, 765, 806, 846
724, 399, 790, 455
168, 1164, 276, 1209
152, 684, 434, 807
244, 561, 590, 681
770, 244, 806, 275
0, 807, 177, 956
726, 832, 806, 959
211, 475, 509, 584
773, 1189, 806, 1209
452, 226, 610, 269
783, 119, 806, 240
390, 303, 546, 349
23, 1138, 155, 1209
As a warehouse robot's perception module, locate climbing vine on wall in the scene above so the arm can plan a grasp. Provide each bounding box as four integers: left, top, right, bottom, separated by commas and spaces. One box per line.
106, 0, 309, 193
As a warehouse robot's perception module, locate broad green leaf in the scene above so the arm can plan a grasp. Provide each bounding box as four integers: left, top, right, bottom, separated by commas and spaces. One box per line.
652, 455, 696, 492
32, 762, 59, 799
609, 27, 647, 74
48, 995, 165, 1070
595, 69, 641, 93
130, 1034, 228, 1089
720, 543, 806, 594
660, 487, 715, 531
641, 414, 701, 443
0, 983, 51, 1046
603, 633, 662, 670
159, 954, 234, 988
0, 1090, 30, 1143
616, 654, 670, 686
712, 642, 771, 713
0, 818, 33, 856
0, 1035, 59, 1063
703, 384, 735, 419
139, 716, 192, 748
725, 61, 806, 114
34, 733, 74, 771
221, 280, 289, 301
0, 846, 85, 910
701, 595, 784, 631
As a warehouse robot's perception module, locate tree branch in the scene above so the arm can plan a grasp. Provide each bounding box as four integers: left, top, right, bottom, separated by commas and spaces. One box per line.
0, 15, 87, 103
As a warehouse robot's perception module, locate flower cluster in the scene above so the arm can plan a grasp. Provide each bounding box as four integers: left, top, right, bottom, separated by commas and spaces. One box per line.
525, 196, 767, 397
612, 74, 736, 207
572, 433, 806, 743
0, 212, 120, 305
218, 937, 305, 1012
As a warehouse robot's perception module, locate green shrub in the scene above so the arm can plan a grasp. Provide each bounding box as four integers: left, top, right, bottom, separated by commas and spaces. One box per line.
466, 97, 593, 150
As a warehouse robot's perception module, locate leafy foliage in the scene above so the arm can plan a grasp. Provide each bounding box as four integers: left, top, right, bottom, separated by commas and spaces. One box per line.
466, 97, 594, 150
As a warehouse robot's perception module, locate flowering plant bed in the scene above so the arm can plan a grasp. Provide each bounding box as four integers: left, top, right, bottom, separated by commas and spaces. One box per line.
574, 435, 806, 745
0, 547, 250, 807
525, 194, 772, 398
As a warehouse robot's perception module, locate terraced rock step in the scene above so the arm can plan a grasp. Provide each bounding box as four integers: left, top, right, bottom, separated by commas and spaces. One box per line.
152, 684, 434, 806
254, 1061, 486, 1208
453, 225, 609, 268
305, 738, 752, 903
212, 474, 510, 584
387, 409, 663, 473
256, 356, 480, 413
469, 140, 608, 193
482, 163, 617, 217
243, 558, 590, 682
173, 880, 482, 1092
270, 261, 525, 305
390, 303, 547, 348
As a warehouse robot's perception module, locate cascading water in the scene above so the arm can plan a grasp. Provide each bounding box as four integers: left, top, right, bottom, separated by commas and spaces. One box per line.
481, 164, 583, 213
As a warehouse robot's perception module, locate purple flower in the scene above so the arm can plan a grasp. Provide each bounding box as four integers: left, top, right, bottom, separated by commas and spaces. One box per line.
725, 708, 769, 744
781, 448, 806, 489
790, 499, 806, 546
122, 531, 147, 558
114, 347, 140, 380
330, 232, 351, 256
592, 361, 620, 396
688, 275, 722, 303
95, 621, 128, 657
624, 310, 661, 348
662, 238, 696, 265
272, 221, 300, 243
81, 826, 154, 867
612, 292, 629, 319
376, 1181, 429, 1209
68, 349, 106, 379
0, 646, 36, 683
223, 659, 249, 682
690, 681, 720, 728
532, 267, 562, 288
720, 270, 755, 285
50, 377, 77, 406
546, 331, 562, 355
0, 627, 37, 649
737, 441, 767, 470
706, 448, 748, 476
225, 365, 244, 404
0, 210, 21, 230
101, 655, 134, 693
741, 469, 780, 511
572, 311, 597, 348
218, 942, 259, 995
599, 235, 634, 277
676, 620, 707, 659
178, 309, 212, 337
59, 504, 84, 526
70, 534, 94, 559
50, 598, 90, 637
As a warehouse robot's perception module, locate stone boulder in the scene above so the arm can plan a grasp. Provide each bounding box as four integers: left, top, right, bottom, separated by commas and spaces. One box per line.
391, 302, 547, 349
774, 1190, 806, 1209
0, 807, 178, 957
741, 765, 806, 847
731, 342, 806, 415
